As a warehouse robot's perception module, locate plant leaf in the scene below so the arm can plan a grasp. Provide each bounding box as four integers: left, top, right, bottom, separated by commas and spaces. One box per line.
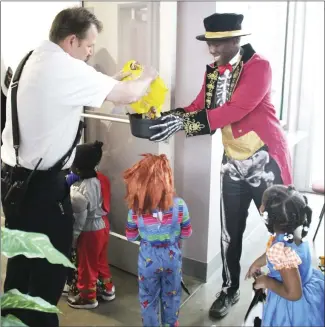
1, 314, 28, 327
1, 227, 74, 268
1, 289, 61, 314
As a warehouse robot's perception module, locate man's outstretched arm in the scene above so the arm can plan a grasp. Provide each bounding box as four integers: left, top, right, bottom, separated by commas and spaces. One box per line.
106, 66, 158, 105
150, 59, 271, 142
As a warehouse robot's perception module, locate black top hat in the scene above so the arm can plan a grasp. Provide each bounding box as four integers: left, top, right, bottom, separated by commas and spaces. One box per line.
196, 13, 251, 41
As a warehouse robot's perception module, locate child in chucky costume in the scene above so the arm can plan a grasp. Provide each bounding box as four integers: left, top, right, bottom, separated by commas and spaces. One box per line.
124, 154, 192, 327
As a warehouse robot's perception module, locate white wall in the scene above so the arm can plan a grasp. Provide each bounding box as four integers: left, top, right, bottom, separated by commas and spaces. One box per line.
156, 2, 177, 169
174, 1, 221, 265
1, 1, 80, 71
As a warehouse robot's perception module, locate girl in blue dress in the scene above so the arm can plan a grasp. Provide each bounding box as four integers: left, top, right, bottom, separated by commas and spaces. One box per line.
246, 185, 324, 327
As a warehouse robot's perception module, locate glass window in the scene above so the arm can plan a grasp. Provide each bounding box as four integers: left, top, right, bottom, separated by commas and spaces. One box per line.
305, 2, 324, 187
85, 2, 160, 117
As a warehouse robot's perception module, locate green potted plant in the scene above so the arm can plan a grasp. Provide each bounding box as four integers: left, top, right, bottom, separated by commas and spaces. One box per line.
1, 227, 75, 327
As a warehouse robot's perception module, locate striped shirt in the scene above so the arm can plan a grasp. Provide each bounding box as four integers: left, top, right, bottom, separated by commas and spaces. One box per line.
125, 197, 192, 245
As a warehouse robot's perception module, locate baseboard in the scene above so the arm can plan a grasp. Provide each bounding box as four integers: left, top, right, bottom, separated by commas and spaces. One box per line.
182, 210, 262, 282
182, 252, 221, 283
108, 232, 139, 277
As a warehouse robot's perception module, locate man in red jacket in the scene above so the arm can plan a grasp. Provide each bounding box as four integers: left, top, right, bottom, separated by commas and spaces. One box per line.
150, 13, 292, 318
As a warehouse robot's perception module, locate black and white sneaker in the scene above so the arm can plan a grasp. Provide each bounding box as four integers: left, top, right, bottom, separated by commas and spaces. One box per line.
98, 285, 116, 301
67, 294, 98, 309
209, 290, 240, 318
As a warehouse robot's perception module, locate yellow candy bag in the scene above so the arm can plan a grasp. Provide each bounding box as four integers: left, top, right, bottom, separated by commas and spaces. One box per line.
121, 60, 168, 118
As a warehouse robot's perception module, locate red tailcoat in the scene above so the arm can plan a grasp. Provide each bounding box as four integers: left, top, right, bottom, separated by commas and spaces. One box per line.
178, 44, 292, 185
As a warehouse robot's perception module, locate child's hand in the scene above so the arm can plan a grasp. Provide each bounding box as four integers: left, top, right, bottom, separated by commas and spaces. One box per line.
253, 274, 269, 290
66, 172, 80, 187
245, 262, 262, 280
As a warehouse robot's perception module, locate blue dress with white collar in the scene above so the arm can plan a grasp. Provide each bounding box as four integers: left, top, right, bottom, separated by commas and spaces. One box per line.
262, 234, 324, 327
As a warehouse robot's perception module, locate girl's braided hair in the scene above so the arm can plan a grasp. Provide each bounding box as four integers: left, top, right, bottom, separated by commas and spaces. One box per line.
262, 185, 312, 242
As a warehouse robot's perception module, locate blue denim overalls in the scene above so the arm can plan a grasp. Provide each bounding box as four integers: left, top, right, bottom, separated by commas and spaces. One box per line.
137, 203, 182, 327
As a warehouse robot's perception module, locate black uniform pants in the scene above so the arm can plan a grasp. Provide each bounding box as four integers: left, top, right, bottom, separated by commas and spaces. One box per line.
1, 164, 73, 327
219, 147, 283, 294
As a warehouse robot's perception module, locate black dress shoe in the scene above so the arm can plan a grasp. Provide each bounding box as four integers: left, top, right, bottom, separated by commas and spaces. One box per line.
209, 290, 240, 318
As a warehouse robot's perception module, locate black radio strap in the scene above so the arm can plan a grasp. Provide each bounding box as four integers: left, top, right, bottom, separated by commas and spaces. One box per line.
49, 120, 85, 172
10, 51, 85, 171
11, 51, 33, 167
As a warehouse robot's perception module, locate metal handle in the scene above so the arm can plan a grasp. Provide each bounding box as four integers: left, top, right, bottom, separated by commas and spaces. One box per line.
81, 112, 130, 124
109, 230, 140, 245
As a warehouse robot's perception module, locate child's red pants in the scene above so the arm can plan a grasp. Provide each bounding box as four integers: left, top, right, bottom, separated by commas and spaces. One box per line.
77, 217, 112, 300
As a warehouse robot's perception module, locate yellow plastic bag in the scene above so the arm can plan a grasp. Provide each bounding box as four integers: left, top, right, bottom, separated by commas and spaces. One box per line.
121, 60, 168, 117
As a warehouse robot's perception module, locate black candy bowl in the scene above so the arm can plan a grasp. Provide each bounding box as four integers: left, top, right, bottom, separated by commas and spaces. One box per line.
129, 114, 162, 139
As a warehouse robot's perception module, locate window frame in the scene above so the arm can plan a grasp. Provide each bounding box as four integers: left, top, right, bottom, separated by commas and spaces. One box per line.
278, 1, 296, 130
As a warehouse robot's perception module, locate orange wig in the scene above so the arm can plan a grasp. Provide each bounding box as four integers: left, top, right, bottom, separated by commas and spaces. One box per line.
123, 154, 174, 215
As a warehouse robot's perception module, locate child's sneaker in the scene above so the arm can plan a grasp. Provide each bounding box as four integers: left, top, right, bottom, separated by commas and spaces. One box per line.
98, 285, 116, 301
67, 294, 98, 309
62, 284, 70, 297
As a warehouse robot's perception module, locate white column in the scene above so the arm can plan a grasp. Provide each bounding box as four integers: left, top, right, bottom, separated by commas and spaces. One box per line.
174, 1, 223, 281
157, 1, 178, 171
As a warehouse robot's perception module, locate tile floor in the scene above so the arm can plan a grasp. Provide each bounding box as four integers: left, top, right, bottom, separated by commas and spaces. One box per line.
1, 193, 324, 326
